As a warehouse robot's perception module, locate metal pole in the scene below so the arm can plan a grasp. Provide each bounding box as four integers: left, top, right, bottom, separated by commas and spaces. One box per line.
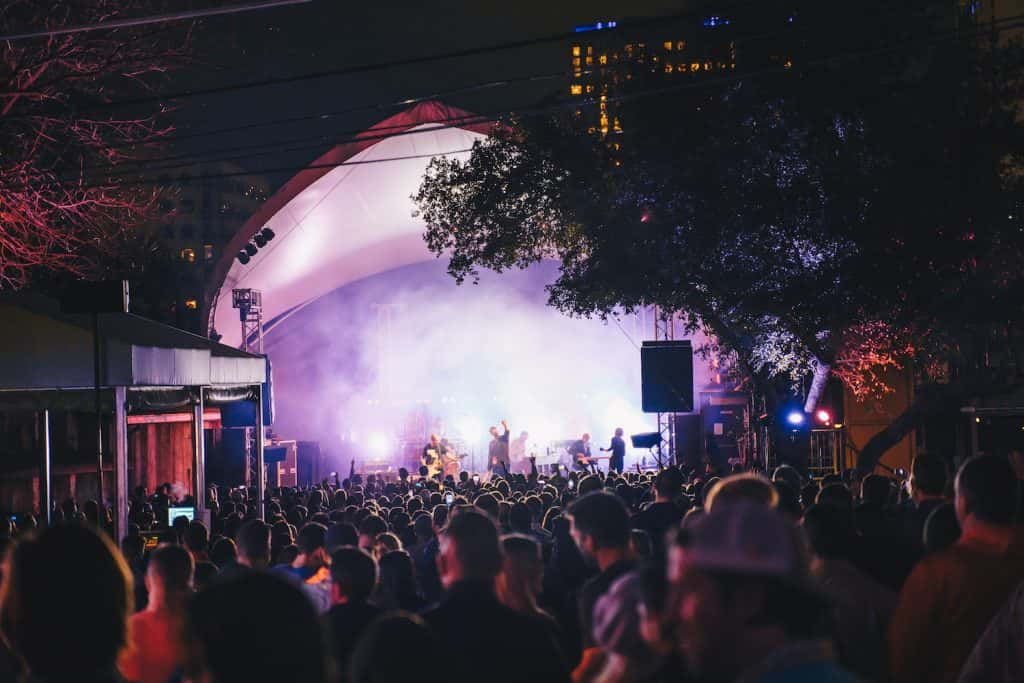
40, 409, 51, 526
114, 386, 128, 541
92, 312, 105, 514
193, 390, 206, 521
256, 384, 265, 520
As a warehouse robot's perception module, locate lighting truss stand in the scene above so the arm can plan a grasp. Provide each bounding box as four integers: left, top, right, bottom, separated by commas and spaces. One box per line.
653, 306, 676, 468
232, 288, 264, 354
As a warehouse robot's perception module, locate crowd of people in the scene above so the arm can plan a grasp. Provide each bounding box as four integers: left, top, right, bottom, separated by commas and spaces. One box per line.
2, 451, 1024, 682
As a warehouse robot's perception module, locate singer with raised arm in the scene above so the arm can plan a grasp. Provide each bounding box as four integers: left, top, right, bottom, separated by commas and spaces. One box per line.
600, 427, 627, 473
488, 420, 510, 479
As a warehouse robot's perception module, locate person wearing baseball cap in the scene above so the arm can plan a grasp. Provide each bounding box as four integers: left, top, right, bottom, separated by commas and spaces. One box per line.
668, 500, 857, 682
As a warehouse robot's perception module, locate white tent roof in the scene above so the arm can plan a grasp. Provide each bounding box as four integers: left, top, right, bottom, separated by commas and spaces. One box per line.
208, 102, 491, 347
0, 296, 266, 391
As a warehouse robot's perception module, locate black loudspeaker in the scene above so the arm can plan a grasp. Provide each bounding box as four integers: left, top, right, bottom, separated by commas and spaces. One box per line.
297, 441, 321, 486
641, 340, 694, 413
215, 429, 248, 487
673, 414, 703, 469
220, 401, 257, 428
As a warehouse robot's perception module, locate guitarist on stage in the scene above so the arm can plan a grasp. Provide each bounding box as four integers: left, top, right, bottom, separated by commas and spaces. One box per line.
421, 434, 443, 479
569, 433, 595, 471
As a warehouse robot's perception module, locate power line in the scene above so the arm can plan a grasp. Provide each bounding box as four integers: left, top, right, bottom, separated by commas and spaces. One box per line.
106, 7, 802, 148
0, 0, 312, 42
7, 10, 1020, 191
39, 1, 765, 113
32, 12, 1024, 190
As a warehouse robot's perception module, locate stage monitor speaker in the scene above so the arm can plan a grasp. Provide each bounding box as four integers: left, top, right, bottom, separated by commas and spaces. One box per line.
264, 445, 287, 464
220, 401, 257, 428
673, 413, 703, 469
630, 432, 662, 449
641, 340, 694, 413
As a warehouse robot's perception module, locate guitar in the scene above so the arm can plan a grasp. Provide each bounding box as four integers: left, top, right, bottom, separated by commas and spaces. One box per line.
421, 448, 443, 478
441, 451, 470, 477
573, 454, 610, 471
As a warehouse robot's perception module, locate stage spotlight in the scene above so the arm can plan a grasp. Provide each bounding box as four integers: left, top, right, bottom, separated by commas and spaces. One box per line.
786, 411, 806, 427
261, 227, 275, 242
244, 243, 258, 257
236, 250, 250, 265
254, 233, 267, 248
816, 409, 831, 424
368, 432, 389, 455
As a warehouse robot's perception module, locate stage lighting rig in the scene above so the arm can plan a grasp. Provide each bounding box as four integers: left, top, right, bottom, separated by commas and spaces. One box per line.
235, 227, 276, 267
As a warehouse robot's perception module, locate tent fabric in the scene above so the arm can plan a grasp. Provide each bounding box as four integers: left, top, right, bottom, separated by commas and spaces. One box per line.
0, 296, 267, 391
206, 101, 492, 347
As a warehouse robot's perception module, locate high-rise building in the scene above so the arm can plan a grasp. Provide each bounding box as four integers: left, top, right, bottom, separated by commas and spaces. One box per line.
568, 11, 796, 135
150, 162, 269, 332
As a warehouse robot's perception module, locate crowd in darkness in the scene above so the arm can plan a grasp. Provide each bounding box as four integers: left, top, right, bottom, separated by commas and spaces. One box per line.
3, 451, 1024, 682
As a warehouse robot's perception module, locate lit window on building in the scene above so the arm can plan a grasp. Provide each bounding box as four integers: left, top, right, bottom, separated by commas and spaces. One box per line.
587, 126, 597, 134
691, 62, 701, 71
570, 84, 583, 95
586, 84, 595, 93
704, 61, 712, 70
625, 43, 633, 53
677, 41, 686, 50
664, 41, 673, 50
665, 63, 673, 73
599, 54, 607, 65
204, 244, 214, 261
613, 118, 622, 133
184, 299, 198, 310
585, 56, 593, 66
679, 62, 688, 72
587, 45, 593, 55
572, 45, 581, 56
784, 58, 793, 69
573, 57, 581, 67
180, 248, 196, 263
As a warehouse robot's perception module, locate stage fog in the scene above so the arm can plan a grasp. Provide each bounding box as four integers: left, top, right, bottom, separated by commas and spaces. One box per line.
263, 260, 715, 474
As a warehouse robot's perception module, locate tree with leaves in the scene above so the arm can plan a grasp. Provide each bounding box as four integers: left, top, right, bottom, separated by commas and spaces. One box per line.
415, 3, 1024, 471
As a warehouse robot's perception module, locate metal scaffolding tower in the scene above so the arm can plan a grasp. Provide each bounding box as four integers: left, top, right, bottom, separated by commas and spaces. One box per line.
653, 306, 676, 466
232, 289, 264, 354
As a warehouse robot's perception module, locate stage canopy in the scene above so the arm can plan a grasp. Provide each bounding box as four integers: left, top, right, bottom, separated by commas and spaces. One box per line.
207, 101, 492, 346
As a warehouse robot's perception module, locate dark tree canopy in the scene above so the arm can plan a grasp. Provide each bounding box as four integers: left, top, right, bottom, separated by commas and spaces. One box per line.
415, 3, 1024, 470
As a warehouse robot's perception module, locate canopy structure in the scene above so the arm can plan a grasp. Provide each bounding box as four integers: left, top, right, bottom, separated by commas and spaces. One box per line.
206, 101, 492, 346
0, 295, 269, 537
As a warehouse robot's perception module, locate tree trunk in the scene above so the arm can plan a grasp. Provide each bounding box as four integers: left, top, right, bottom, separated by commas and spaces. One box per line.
803, 361, 831, 414
856, 372, 1018, 475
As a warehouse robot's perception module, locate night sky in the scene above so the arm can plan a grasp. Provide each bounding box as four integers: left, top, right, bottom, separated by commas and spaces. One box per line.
169, 0, 692, 187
